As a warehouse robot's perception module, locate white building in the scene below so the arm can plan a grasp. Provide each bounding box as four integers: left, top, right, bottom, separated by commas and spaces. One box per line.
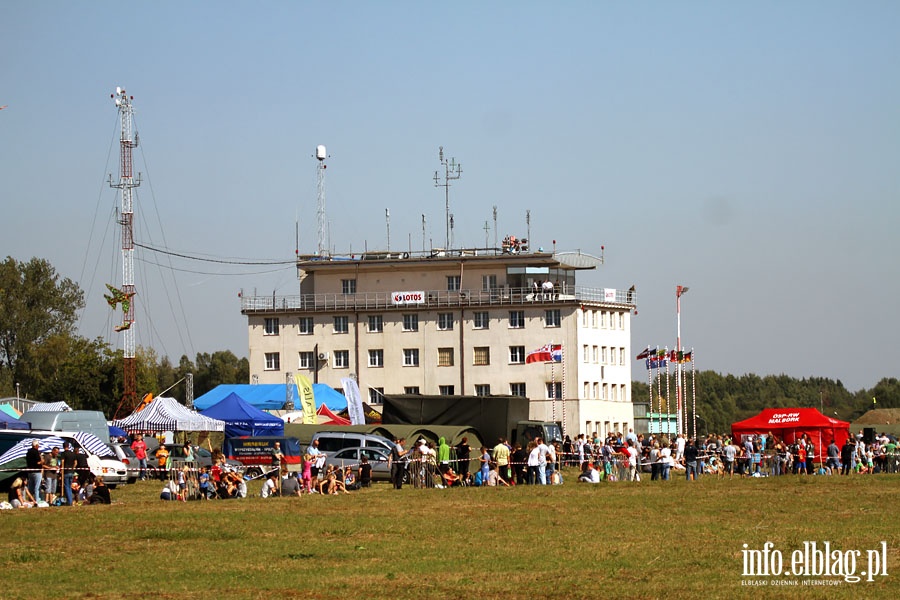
241, 249, 636, 439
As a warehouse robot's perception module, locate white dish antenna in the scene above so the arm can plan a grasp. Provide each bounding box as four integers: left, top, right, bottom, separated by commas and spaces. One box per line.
316, 145, 327, 161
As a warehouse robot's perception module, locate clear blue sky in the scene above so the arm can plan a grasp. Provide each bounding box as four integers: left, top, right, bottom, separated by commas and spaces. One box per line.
2, 2, 898, 392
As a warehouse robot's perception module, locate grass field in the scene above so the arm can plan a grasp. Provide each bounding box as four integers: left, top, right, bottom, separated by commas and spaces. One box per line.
2, 470, 898, 599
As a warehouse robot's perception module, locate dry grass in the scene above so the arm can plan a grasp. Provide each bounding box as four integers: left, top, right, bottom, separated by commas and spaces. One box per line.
2, 470, 899, 599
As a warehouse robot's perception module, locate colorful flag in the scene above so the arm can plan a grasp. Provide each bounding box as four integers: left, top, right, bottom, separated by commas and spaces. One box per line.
527, 343, 563, 364
646, 357, 668, 369
681, 351, 692, 363
294, 374, 316, 424
635, 346, 653, 360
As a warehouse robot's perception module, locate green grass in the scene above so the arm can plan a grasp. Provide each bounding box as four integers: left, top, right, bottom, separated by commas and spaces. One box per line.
2, 471, 899, 599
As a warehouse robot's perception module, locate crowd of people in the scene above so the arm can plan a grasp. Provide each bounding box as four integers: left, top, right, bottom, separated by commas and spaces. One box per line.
2, 440, 109, 509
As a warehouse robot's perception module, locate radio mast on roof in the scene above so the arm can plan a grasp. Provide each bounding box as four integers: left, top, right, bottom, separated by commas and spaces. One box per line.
433, 146, 462, 250
315, 145, 328, 257
109, 86, 141, 416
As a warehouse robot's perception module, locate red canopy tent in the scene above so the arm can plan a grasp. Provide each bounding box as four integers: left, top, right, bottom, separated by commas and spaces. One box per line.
731, 408, 851, 458
317, 404, 351, 426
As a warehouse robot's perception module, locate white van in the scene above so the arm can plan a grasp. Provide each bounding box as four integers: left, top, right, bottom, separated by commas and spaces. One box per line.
19, 410, 110, 442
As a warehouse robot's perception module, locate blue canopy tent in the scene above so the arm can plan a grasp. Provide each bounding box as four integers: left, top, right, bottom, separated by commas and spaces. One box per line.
199, 392, 284, 437
0, 411, 29, 430
193, 384, 348, 412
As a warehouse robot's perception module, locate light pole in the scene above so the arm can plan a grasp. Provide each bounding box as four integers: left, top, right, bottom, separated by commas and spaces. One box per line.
676, 285, 689, 436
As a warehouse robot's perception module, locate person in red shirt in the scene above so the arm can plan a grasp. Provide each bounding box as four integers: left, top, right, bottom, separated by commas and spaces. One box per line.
796, 444, 807, 475
131, 434, 148, 480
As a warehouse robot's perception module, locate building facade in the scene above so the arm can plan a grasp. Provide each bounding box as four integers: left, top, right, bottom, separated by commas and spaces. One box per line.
241, 250, 636, 439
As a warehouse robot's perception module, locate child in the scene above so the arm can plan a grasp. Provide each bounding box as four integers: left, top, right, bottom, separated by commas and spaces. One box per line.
198, 466, 212, 500
301, 453, 314, 494
178, 466, 188, 501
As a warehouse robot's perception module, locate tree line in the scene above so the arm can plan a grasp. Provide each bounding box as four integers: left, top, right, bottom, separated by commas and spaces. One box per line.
0, 256, 247, 418
631, 372, 900, 434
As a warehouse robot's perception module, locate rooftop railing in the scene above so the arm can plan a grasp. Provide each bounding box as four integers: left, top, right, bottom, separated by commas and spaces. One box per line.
240, 286, 635, 314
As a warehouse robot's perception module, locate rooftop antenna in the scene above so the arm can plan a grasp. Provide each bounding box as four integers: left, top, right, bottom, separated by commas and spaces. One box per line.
315, 145, 328, 257
108, 86, 141, 418
493, 205, 498, 251
526, 210, 531, 252
433, 146, 462, 250
449, 213, 455, 250
421, 214, 426, 252
385, 208, 391, 252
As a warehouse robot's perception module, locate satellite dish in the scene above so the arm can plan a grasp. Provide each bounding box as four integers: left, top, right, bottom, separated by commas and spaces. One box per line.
316, 145, 327, 161
116, 86, 122, 95
115, 99, 121, 107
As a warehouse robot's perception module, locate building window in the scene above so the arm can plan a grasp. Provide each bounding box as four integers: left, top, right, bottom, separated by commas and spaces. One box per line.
264, 352, 280, 371
592, 346, 599, 364
298, 351, 315, 370
403, 314, 418, 332
602, 346, 608, 365
473, 347, 490, 366
482, 274, 497, 291
510, 382, 526, 397
368, 349, 384, 368
403, 348, 420, 367
584, 382, 590, 398
447, 275, 460, 291
546, 382, 562, 400
334, 350, 350, 368
263, 317, 279, 336
437, 347, 454, 367
437, 313, 454, 331
439, 385, 455, 395
593, 382, 600, 399
619, 347, 626, 366
298, 317, 314, 335
368, 315, 383, 333
544, 309, 560, 328
603, 383, 609, 400
509, 346, 526, 364
473, 311, 489, 329
404, 386, 420, 394
341, 279, 357, 294
619, 313, 625, 329
475, 384, 491, 396
333, 316, 349, 334
583, 345, 589, 362
582, 310, 589, 327
509, 310, 525, 329
369, 388, 384, 405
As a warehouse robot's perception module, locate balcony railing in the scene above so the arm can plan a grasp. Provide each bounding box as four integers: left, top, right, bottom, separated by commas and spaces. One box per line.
240, 286, 636, 314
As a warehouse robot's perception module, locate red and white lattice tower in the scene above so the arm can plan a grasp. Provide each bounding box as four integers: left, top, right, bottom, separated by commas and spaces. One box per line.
110, 86, 141, 413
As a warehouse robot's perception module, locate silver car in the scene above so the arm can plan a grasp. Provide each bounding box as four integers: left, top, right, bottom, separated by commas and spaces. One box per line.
323, 447, 394, 482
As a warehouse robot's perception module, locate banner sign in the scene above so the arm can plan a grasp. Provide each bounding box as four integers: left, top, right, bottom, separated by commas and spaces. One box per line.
391, 291, 425, 305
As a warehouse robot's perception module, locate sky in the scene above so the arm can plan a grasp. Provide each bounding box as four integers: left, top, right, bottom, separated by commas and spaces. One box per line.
2, 2, 898, 393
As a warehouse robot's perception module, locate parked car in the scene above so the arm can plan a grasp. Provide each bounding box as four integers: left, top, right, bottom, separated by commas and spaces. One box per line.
310, 431, 396, 455
106, 443, 140, 484
322, 447, 396, 482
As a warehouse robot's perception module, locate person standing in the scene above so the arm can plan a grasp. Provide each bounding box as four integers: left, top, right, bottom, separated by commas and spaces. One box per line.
60, 441, 77, 506
684, 439, 699, 481
131, 434, 148, 480
271, 441, 285, 494
625, 439, 640, 482
536, 437, 551, 485
389, 438, 407, 489
492, 438, 511, 482
25, 440, 43, 503
840, 438, 854, 476
307, 439, 324, 481
42, 446, 61, 504
155, 444, 170, 480
454, 437, 471, 481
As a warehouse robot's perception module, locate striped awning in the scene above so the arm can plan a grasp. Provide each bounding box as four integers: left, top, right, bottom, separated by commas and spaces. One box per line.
0, 431, 114, 465
25, 401, 73, 412
112, 396, 224, 433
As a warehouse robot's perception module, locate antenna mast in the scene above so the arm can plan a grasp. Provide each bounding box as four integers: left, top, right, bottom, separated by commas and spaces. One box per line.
109, 86, 141, 415
433, 146, 462, 250
315, 145, 328, 257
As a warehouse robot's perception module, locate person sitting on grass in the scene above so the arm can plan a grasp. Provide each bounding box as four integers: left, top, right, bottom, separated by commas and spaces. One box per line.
486, 462, 510, 487
87, 476, 111, 505
442, 468, 462, 487
261, 472, 278, 498
8, 477, 35, 508
343, 467, 360, 491
578, 461, 601, 483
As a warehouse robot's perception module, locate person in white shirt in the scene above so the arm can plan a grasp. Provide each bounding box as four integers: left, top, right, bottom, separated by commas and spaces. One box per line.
260, 472, 278, 498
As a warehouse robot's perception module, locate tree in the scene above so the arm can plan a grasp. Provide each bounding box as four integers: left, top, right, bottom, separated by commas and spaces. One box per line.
0, 257, 84, 388
194, 350, 249, 396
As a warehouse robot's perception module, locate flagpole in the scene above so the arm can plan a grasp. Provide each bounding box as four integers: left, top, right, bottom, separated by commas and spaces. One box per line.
676, 285, 689, 436
691, 349, 696, 440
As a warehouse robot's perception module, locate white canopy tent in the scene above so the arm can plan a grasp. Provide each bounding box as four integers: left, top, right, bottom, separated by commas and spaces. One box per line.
112, 396, 224, 433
